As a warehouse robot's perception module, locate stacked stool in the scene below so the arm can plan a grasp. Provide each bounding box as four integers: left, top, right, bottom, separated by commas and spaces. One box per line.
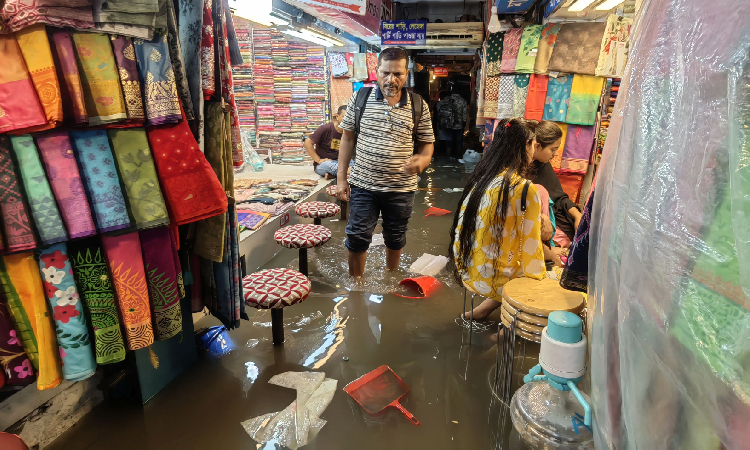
243, 268, 311, 345
274, 224, 331, 276
295, 201, 340, 225
326, 185, 348, 220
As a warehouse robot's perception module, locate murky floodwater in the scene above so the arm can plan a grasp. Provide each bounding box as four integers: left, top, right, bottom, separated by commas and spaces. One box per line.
46, 159, 539, 450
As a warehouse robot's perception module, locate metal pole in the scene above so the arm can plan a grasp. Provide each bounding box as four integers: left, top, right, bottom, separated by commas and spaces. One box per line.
299, 248, 308, 276
271, 309, 284, 345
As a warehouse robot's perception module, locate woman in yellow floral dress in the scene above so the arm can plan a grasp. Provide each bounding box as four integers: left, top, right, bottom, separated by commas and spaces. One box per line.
449, 118, 546, 320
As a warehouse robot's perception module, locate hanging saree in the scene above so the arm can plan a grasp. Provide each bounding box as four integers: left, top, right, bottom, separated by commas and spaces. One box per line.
9, 135, 67, 246
139, 227, 182, 340
178, 0, 204, 140
2, 253, 62, 391
165, 0, 194, 121
560, 187, 593, 293
214, 0, 243, 167
0, 301, 35, 386
595, 15, 633, 78
496, 74, 515, 119
101, 232, 154, 351
330, 77, 353, 113
515, 25, 542, 74
561, 125, 596, 174
550, 123, 568, 172
14, 24, 63, 132
485, 32, 504, 76
352, 53, 368, 81
145, 110, 228, 225
329, 52, 348, 78
484, 76, 500, 119
547, 22, 607, 76
133, 35, 182, 126
71, 32, 128, 125
201, 0, 216, 99
0, 0, 95, 34
0, 136, 36, 253
0, 258, 37, 379
212, 205, 241, 329
567, 75, 605, 126
500, 28, 523, 74
68, 238, 126, 365
107, 129, 169, 229
524, 74, 549, 121
69, 130, 131, 233
0, 35, 47, 134
366, 53, 378, 81
38, 244, 96, 381
110, 36, 145, 121
512, 74, 531, 118
542, 75, 574, 123
36, 132, 96, 239
50, 29, 88, 125
534, 23, 561, 75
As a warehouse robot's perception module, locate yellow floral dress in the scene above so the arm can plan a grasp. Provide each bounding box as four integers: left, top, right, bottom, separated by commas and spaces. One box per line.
453, 173, 546, 302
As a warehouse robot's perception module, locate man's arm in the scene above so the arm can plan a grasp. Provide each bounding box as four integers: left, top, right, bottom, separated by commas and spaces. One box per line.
404, 142, 434, 174
304, 138, 322, 164
336, 129, 356, 201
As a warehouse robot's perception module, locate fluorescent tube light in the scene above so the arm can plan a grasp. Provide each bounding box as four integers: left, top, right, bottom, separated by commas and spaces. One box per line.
568, 0, 598, 11
595, 0, 625, 10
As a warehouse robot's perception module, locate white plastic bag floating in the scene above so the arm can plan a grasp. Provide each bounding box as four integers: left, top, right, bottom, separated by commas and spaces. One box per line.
409, 254, 449, 277
241, 371, 337, 449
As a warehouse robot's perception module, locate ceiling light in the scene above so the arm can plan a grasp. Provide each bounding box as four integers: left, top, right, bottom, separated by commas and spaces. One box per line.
568, 0, 598, 11
487, 6, 502, 33
595, 0, 625, 10
305, 28, 344, 46
229, 0, 288, 26
282, 28, 342, 47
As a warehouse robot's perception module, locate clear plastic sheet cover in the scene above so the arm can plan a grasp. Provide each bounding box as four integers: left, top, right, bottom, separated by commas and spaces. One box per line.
588, 0, 750, 447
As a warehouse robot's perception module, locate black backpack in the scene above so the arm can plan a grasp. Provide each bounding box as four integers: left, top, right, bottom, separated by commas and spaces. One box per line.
353, 87, 424, 153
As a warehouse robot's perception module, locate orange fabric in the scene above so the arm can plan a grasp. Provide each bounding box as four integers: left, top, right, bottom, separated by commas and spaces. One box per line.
0, 34, 46, 133
524, 74, 548, 121
14, 24, 63, 132
550, 123, 567, 172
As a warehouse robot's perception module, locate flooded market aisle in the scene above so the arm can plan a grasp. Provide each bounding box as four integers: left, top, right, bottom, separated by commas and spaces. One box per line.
45, 160, 531, 450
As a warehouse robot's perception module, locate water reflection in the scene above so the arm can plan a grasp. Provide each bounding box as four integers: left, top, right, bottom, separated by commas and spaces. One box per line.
302, 297, 348, 369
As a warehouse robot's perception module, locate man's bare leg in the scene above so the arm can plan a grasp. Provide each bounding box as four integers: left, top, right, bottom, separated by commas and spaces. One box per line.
348, 250, 367, 277
386, 248, 402, 271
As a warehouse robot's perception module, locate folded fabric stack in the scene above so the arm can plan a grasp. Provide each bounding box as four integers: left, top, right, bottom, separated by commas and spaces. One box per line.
233, 21, 255, 145
278, 132, 307, 165
91, 0, 161, 39
0, 0, 95, 34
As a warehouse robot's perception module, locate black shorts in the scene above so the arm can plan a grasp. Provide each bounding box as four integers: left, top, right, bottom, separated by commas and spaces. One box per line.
345, 186, 415, 253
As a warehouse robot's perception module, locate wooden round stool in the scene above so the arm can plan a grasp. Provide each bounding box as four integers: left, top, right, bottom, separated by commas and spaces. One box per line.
326, 184, 348, 221
243, 268, 311, 345
295, 201, 340, 225
274, 224, 331, 276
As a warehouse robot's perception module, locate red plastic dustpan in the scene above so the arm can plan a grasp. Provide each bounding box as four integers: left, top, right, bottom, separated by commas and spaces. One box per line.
344, 365, 420, 426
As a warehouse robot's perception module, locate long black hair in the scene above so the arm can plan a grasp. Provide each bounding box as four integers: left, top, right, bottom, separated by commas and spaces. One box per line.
448, 118, 535, 284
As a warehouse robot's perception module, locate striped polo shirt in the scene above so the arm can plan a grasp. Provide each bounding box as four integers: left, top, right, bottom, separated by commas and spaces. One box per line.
341, 86, 435, 192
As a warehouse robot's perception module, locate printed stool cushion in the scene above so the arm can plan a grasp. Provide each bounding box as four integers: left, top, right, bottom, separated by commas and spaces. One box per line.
325, 185, 337, 196
274, 224, 332, 249
296, 201, 341, 219
243, 268, 311, 309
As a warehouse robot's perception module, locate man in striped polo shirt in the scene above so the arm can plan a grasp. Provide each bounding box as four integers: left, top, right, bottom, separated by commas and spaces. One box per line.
336, 47, 435, 277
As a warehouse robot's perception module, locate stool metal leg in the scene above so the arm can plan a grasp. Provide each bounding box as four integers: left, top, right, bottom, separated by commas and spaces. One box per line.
271, 309, 284, 345
299, 248, 308, 276
469, 294, 476, 346
314, 218, 321, 226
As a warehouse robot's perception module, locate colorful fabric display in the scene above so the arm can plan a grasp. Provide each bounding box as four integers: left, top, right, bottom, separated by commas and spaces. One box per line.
515, 25, 542, 73
110, 36, 145, 121
201, 0, 215, 98
329, 52, 348, 77
567, 75, 605, 125
68, 238, 126, 365
547, 22, 608, 76
2, 253, 62, 391
0, 300, 35, 386
146, 110, 228, 225
561, 125, 596, 174
107, 129, 169, 229
534, 23, 561, 74
558, 173, 584, 204
14, 24, 63, 132
38, 244, 96, 381
0, 34, 47, 134
133, 35, 182, 126
496, 75, 516, 119
500, 28, 523, 73
0, 0, 95, 34
139, 227, 182, 340
542, 75, 574, 122
70, 130, 131, 233
237, 210, 270, 230
485, 32, 504, 76
484, 76, 500, 119
524, 74, 549, 120
164, 0, 194, 121
366, 53, 378, 81
101, 232, 154, 350
596, 15, 633, 78
178, 0, 204, 132
9, 135, 67, 246
550, 123, 567, 172
0, 136, 36, 253
71, 32, 128, 125
36, 132, 96, 239
513, 74, 531, 117
0, 257, 38, 374
50, 29, 88, 125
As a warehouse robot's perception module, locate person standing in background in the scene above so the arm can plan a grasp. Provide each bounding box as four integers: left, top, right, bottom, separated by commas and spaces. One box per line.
305, 105, 347, 179
436, 89, 468, 159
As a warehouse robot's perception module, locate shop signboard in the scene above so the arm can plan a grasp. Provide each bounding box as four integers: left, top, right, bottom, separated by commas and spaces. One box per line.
283, 0, 381, 38
293, 0, 367, 15
381, 20, 427, 46
495, 0, 536, 14
544, 0, 564, 17
434, 67, 449, 77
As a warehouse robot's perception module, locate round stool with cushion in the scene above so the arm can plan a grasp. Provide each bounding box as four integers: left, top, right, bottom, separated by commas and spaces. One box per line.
274, 224, 332, 276
295, 201, 341, 225
243, 268, 311, 345
326, 184, 348, 221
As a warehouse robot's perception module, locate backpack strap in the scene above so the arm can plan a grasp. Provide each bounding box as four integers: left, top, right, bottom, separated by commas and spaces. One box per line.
353, 87, 372, 135
409, 91, 423, 149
